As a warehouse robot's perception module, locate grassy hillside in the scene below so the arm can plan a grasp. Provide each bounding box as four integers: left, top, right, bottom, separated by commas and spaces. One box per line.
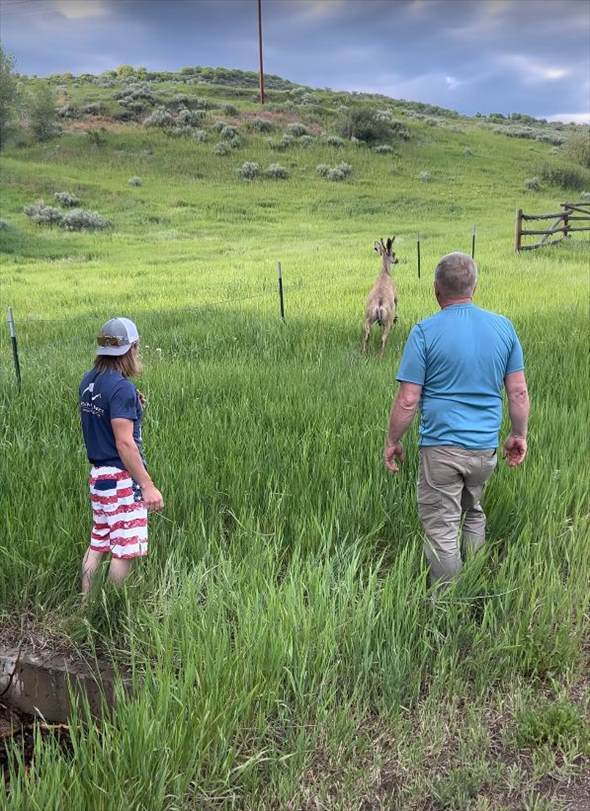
0, 68, 589, 809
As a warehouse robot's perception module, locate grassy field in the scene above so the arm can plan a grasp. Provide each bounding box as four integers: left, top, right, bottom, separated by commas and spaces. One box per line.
0, 71, 589, 809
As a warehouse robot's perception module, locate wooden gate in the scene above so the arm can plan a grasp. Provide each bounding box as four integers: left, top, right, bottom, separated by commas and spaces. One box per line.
514, 201, 590, 251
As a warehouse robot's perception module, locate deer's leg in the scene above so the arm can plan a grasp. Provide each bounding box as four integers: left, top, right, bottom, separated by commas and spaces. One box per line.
379, 320, 392, 358
362, 319, 372, 353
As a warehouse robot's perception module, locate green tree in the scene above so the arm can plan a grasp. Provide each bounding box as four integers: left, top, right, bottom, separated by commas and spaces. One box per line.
565, 128, 590, 169
0, 45, 18, 147
28, 82, 58, 141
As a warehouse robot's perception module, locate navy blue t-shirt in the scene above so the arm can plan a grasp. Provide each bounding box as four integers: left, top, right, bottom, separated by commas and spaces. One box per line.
79, 370, 144, 469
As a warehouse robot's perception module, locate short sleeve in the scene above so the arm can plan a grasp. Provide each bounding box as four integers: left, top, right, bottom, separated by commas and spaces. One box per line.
110, 380, 138, 421
396, 325, 426, 385
506, 327, 525, 375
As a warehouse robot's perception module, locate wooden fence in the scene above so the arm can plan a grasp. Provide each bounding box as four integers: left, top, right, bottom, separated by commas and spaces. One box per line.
514, 201, 590, 251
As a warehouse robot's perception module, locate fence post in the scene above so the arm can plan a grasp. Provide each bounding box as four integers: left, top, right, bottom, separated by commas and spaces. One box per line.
560, 203, 570, 238
471, 224, 477, 260
277, 262, 285, 320
416, 234, 421, 279
7, 307, 22, 389
514, 209, 523, 252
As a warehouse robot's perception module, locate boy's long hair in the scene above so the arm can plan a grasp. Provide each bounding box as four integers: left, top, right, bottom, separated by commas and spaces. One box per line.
94, 345, 142, 378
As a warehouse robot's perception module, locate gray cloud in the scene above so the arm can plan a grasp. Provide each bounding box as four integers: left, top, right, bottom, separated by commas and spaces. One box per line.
1, 0, 588, 119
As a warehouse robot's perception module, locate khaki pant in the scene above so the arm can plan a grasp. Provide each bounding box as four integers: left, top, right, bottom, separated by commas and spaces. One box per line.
417, 446, 497, 585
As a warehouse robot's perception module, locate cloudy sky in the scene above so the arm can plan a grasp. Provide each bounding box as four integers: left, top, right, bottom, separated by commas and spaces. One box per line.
1, 0, 589, 121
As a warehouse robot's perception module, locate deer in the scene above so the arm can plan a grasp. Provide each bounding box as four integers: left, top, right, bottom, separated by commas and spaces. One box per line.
362, 236, 399, 357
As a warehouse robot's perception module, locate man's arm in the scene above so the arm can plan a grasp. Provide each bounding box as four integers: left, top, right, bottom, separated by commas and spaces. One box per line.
503, 370, 529, 467
111, 418, 164, 511
384, 382, 422, 473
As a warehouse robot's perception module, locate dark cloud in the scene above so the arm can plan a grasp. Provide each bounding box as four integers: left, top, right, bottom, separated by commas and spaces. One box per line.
1, 0, 588, 120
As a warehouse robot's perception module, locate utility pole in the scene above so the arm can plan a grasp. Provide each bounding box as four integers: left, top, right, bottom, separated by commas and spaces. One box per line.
257, 0, 265, 104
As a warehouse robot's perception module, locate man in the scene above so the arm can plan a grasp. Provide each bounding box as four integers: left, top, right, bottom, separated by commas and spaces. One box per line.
384, 253, 529, 586
79, 317, 164, 599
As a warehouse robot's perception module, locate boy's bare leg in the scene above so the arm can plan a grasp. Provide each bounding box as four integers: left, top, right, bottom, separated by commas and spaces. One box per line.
81, 547, 105, 598
108, 557, 133, 586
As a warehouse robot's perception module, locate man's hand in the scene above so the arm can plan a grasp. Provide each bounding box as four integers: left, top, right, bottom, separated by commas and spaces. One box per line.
141, 483, 164, 512
503, 434, 527, 467
384, 441, 405, 473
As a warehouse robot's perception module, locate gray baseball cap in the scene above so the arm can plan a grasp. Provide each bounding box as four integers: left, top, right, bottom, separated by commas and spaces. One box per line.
96, 317, 140, 356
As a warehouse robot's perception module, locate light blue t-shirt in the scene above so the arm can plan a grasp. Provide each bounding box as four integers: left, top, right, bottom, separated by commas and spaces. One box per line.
396, 303, 524, 449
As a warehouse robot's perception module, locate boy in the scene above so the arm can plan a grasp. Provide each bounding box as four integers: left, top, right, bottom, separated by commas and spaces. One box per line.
79, 317, 164, 598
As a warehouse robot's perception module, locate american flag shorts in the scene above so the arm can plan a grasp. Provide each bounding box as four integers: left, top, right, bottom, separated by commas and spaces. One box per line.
89, 466, 148, 559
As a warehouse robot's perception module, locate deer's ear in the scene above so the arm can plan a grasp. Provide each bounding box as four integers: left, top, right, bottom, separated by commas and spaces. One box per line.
386, 238, 392, 252
373, 241, 381, 253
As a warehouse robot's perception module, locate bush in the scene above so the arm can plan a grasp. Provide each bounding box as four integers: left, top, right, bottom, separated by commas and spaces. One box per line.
238, 161, 259, 180
213, 141, 230, 155
581, 191, 590, 200
222, 103, 239, 116
82, 102, 105, 116
327, 168, 346, 181
539, 163, 588, 190
325, 135, 345, 148
57, 104, 80, 119
265, 162, 289, 179
61, 208, 110, 231
338, 106, 394, 143
144, 108, 175, 128
170, 125, 195, 138
54, 191, 80, 206
24, 201, 64, 225
128, 176, 142, 187
269, 135, 293, 151
316, 163, 331, 177
299, 135, 314, 147
28, 83, 59, 141
86, 128, 107, 146
249, 117, 273, 133
212, 120, 228, 133
524, 176, 541, 191
463, 147, 474, 157
0, 218, 10, 229
285, 122, 308, 137
191, 129, 207, 142
1, 45, 18, 147
220, 124, 239, 140
335, 162, 352, 177
373, 144, 393, 154
177, 108, 207, 127
419, 170, 431, 182
564, 128, 590, 168
227, 135, 242, 149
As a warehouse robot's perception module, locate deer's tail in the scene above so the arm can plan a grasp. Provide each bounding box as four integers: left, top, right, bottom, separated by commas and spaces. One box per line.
374, 304, 387, 326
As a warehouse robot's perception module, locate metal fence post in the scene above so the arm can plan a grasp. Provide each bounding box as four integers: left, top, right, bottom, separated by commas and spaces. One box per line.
277, 262, 285, 320
7, 307, 22, 388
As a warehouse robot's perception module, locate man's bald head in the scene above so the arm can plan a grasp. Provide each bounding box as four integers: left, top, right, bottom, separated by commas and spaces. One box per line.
434, 252, 478, 299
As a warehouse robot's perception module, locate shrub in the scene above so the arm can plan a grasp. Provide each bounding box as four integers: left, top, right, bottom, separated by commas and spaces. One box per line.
213, 141, 229, 155
238, 161, 259, 180
299, 135, 314, 147
373, 144, 393, 154
54, 191, 80, 206
419, 170, 431, 182
265, 162, 289, 179
128, 176, 142, 187
564, 128, 590, 168
335, 162, 352, 177
57, 104, 80, 119
463, 147, 474, 157
581, 191, 590, 199
24, 201, 63, 225
325, 135, 345, 148
222, 103, 238, 116
144, 108, 175, 128
316, 163, 331, 177
86, 128, 107, 146
28, 83, 59, 141
338, 106, 393, 143
524, 176, 541, 191
0, 218, 10, 229
285, 122, 308, 137
227, 136, 242, 149
177, 108, 207, 127
269, 135, 293, 151
82, 102, 105, 116
219, 124, 239, 140
61, 208, 110, 231
170, 125, 195, 138
212, 120, 228, 133
327, 168, 346, 181
1, 45, 18, 147
539, 163, 588, 190
249, 117, 273, 133
191, 129, 207, 142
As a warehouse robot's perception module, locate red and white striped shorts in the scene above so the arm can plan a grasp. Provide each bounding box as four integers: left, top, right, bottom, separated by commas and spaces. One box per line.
89, 466, 148, 559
